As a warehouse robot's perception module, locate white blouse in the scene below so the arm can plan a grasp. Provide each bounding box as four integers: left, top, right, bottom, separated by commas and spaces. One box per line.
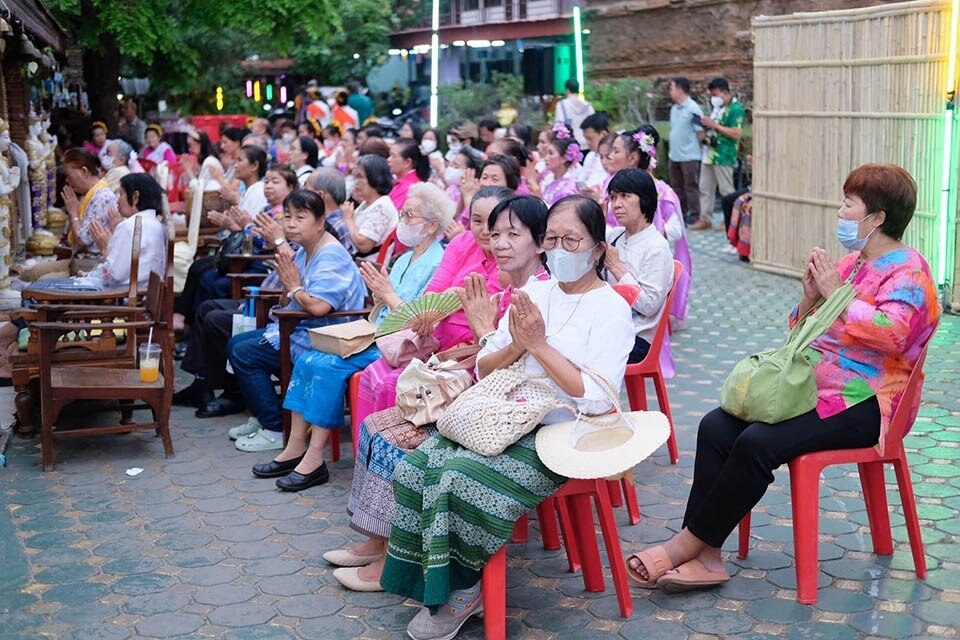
605, 224, 674, 344
82, 209, 167, 289
355, 194, 399, 244
478, 278, 634, 423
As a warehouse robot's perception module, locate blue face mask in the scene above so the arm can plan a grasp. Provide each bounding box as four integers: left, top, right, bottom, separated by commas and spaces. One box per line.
836, 213, 876, 251
546, 247, 596, 283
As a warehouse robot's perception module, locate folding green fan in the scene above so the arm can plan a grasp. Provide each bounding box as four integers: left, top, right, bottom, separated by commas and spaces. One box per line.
374, 292, 463, 338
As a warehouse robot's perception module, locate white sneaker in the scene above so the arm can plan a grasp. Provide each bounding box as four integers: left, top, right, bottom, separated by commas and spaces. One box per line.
722, 244, 738, 254
406, 598, 483, 640
228, 417, 263, 440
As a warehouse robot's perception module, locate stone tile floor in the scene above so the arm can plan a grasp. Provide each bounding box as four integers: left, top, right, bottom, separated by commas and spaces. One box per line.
1, 228, 959, 639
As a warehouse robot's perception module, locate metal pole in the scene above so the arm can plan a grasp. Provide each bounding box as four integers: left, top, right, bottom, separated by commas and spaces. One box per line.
430, 0, 440, 128
573, 5, 585, 96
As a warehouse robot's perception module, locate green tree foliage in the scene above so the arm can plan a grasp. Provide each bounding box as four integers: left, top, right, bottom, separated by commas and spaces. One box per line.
45, 0, 392, 115
436, 72, 543, 133
292, 0, 397, 86
585, 78, 658, 129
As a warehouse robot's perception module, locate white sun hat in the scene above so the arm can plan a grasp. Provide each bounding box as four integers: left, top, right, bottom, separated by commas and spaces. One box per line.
535, 369, 670, 479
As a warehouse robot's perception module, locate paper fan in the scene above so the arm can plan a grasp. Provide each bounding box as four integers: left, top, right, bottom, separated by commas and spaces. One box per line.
374, 292, 463, 338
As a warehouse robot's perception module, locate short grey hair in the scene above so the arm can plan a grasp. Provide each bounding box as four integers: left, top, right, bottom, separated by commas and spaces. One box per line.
308, 168, 346, 205
111, 139, 133, 162
407, 182, 454, 231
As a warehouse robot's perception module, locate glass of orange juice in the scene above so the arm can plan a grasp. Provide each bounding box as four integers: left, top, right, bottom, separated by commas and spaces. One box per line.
139, 343, 161, 383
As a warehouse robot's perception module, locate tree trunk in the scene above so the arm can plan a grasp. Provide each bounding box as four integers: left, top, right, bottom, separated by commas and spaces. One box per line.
82, 34, 121, 134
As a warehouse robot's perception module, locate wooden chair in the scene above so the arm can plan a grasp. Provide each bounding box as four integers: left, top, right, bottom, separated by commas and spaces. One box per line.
34, 271, 175, 470
737, 341, 933, 604
10, 218, 146, 434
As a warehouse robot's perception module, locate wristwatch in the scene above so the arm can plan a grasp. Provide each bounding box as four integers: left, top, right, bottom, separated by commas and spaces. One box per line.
287, 285, 304, 299
274, 237, 286, 248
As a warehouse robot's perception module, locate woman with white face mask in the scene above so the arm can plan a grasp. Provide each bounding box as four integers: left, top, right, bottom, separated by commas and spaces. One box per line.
626, 164, 940, 595
373, 195, 633, 635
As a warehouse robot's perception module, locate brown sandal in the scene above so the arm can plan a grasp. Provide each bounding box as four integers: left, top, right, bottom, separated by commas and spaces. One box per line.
625, 546, 675, 588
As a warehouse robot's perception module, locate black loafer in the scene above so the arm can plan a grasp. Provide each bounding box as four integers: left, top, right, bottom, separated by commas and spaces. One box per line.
195, 397, 243, 418
276, 463, 329, 492
252, 455, 304, 479
173, 382, 213, 408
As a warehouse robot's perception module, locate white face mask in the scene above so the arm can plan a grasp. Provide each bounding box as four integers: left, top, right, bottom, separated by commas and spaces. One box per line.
444, 167, 463, 185
710, 96, 725, 109
420, 139, 437, 155
323, 139, 337, 150
447, 137, 462, 154
396, 221, 432, 247
545, 247, 595, 283
101, 155, 115, 169
282, 132, 295, 143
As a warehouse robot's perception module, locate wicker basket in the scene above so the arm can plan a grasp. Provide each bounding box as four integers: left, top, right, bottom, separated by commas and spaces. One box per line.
184, 188, 229, 227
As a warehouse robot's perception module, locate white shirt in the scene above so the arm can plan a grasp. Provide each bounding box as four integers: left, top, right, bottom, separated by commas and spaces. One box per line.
478, 278, 634, 423
579, 150, 608, 189
84, 209, 167, 289
196, 155, 224, 191
239, 180, 268, 216
605, 224, 674, 344
295, 165, 314, 187
355, 195, 399, 244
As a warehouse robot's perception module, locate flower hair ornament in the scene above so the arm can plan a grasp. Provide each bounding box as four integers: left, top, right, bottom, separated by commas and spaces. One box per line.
565, 142, 583, 164
552, 122, 571, 139
633, 131, 657, 158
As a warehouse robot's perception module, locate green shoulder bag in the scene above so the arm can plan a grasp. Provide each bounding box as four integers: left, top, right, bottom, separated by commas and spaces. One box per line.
719, 282, 856, 424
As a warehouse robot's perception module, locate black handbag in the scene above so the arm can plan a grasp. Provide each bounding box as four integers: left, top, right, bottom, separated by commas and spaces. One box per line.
215, 231, 246, 275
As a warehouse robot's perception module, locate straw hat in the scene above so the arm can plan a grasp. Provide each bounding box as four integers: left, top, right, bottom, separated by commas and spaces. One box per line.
535, 410, 670, 479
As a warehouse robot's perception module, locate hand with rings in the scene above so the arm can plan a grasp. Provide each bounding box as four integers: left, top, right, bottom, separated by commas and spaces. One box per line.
508, 290, 546, 353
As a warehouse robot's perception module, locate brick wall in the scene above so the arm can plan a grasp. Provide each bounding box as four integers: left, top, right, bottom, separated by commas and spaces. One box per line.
587, 0, 899, 111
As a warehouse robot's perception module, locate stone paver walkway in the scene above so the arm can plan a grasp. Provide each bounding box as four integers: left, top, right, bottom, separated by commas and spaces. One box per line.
1, 229, 959, 640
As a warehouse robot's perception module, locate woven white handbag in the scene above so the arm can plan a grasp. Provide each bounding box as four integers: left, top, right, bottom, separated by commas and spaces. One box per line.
436, 357, 573, 456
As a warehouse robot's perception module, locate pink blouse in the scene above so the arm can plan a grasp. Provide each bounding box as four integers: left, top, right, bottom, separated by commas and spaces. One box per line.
425, 230, 503, 349
389, 171, 421, 212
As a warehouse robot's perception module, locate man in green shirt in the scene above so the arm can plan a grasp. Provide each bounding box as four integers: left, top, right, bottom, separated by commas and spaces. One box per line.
693, 77, 746, 230
347, 81, 374, 127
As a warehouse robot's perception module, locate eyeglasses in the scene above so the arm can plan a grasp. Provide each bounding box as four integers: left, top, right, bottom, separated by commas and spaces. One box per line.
398, 209, 425, 222
542, 234, 587, 251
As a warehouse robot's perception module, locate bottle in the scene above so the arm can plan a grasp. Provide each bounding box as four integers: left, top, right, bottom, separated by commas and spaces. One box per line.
241, 226, 253, 255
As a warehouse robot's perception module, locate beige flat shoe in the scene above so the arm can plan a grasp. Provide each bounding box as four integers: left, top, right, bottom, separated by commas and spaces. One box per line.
322, 548, 382, 567
332, 567, 383, 592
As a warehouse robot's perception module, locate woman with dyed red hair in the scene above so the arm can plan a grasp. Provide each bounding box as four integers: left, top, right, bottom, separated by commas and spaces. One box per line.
626, 163, 940, 593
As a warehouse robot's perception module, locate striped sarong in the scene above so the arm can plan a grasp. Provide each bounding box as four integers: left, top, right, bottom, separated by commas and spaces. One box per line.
380, 432, 565, 607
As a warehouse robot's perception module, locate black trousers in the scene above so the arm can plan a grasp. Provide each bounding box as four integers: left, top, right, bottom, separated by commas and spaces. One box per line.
180, 298, 238, 391
682, 397, 881, 548
174, 256, 216, 323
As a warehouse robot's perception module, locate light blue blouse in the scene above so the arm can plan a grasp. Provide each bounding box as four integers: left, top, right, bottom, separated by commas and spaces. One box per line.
376, 240, 445, 323
262, 243, 367, 357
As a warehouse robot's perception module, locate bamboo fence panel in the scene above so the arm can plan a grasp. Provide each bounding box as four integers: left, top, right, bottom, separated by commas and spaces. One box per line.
751, 0, 952, 283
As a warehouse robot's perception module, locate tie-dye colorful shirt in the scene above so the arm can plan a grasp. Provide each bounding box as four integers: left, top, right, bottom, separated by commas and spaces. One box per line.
790, 247, 939, 454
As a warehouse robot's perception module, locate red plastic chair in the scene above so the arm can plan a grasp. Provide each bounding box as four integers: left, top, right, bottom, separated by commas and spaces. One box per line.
737, 342, 933, 604
348, 371, 363, 458
483, 478, 634, 640
623, 260, 683, 466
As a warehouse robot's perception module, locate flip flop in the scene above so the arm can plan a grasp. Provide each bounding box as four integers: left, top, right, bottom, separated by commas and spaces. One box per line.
656, 558, 731, 594
625, 546, 675, 588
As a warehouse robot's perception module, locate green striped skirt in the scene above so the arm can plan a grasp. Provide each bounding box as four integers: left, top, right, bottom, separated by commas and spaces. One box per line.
379, 431, 566, 607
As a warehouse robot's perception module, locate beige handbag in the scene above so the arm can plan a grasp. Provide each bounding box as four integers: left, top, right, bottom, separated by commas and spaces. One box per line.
436, 356, 572, 456
395, 345, 479, 426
